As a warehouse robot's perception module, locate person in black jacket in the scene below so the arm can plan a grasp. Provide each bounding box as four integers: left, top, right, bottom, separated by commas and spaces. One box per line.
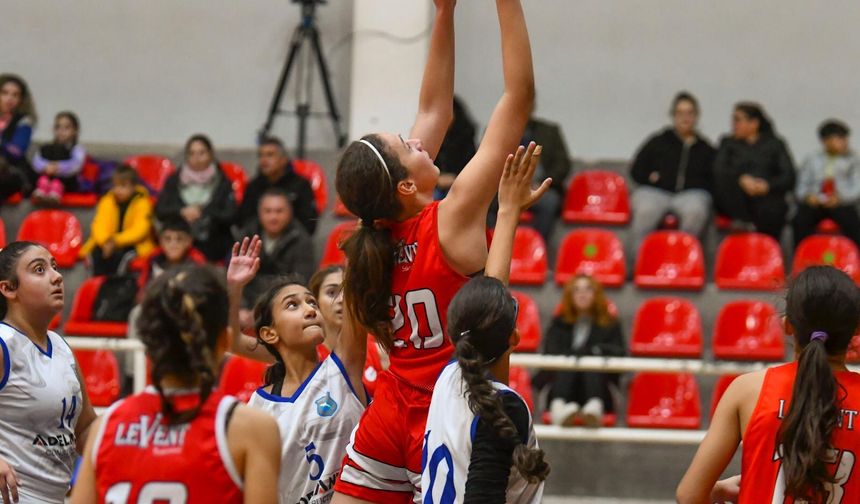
544, 274, 625, 427
434, 95, 478, 199
713, 102, 796, 239
629, 92, 715, 253
154, 134, 237, 262
238, 136, 318, 235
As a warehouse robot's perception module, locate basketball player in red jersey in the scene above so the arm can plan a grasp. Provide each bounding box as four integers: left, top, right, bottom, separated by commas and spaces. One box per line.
677, 266, 860, 503
332, 1, 535, 499
71, 266, 280, 504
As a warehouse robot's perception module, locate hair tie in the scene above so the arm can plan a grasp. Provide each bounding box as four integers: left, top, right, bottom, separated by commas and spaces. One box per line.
359, 139, 391, 180
810, 331, 829, 343
360, 217, 375, 229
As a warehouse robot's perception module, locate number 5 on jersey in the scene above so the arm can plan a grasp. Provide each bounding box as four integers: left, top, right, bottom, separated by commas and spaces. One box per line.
390, 289, 444, 350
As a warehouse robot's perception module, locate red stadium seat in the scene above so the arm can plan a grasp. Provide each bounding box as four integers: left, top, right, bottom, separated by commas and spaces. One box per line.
60, 159, 100, 207
709, 374, 739, 419
817, 218, 840, 234
508, 366, 534, 412
6, 193, 22, 205
17, 210, 82, 268
713, 301, 785, 361
74, 349, 121, 407
64, 276, 129, 337
219, 355, 269, 402
333, 197, 353, 218
631, 298, 702, 357
0, 217, 5, 248
510, 291, 541, 352
714, 233, 784, 290
627, 372, 701, 429
319, 221, 357, 268
793, 235, 860, 283
293, 159, 328, 214
505, 227, 548, 286
634, 231, 705, 290
125, 155, 176, 195
220, 161, 248, 205
554, 229, 625, 287
562, 170, 630, 225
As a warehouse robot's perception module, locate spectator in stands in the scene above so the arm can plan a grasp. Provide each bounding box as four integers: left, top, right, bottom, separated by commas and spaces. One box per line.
81, 164, 155, 276
155, 134, 237, 262
238, 136, 317, 234
434, 96, 477, 199
713, 102, 796, 240
544, 274, 624, 427
31, 111, 86, 205
629, 92, 715, 251
0, 73, 36, 201
239, 187, 315, 311
793, 119, 860, 250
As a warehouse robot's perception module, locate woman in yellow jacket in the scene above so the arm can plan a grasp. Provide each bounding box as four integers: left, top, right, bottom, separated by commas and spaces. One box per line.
80, 164, 155, 275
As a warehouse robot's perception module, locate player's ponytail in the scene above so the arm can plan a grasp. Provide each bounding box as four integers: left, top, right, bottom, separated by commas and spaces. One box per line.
336, 134, 408, 351
138, 265, 228, 424
0, 241, 40, 320
449, 276, 550, 483
253, 275, 307, 386
778, 266, 860, 500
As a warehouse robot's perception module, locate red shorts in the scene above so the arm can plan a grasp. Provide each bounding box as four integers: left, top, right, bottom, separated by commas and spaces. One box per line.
335, 371, 431, 503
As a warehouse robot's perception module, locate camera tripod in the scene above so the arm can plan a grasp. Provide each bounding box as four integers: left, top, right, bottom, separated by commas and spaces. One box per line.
258, 1, 346, 158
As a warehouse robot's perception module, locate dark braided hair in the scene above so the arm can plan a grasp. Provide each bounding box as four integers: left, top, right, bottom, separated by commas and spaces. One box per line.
0, 242, 42, 320
137, 264, 228, 424
253, 274, 309, 386
448, 276, 550, 483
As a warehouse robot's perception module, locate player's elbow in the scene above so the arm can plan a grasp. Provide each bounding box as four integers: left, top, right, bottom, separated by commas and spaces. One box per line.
675, 483, 705, 504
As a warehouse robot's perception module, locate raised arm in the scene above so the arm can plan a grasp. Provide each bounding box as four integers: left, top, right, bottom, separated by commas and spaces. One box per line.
226, 236, 274, 363
333, 305, 369, 406
409, 0, 456, 159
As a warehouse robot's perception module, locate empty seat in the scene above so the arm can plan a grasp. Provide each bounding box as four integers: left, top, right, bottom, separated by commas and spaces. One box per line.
631, 298, 702, 357
60, 159, 100, 207
555, 229, 625, 287
715, 233, 784, 290
634, 231, 705, 290
74, 349, 121, 407
626, 372, 701, 429
562, 170, 630, 225
125, 155, 176, 195
508, 366, 534, 412
293, 159, 328, 214
17, 210, 82, 268
64, 276, 129, 337
507, 227, 548, 286
713, 301, 784, 361
709, 374, 739, 419
510, 291, 541, 352
793, 235, 860, 283
219, 355, 269, 402
220, 161, 248, 205
319, 221, 357, 268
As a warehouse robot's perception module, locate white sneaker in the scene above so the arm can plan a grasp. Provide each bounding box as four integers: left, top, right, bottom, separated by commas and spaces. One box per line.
550, 399, 580, 426
581, 397, 604, 427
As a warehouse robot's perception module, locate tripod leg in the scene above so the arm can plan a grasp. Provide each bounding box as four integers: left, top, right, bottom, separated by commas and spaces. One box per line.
260, 27, 306, 142
309, 26, 347, 148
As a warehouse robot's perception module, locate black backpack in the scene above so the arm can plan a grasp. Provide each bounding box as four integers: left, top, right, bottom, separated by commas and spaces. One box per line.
92, 275, 139, 322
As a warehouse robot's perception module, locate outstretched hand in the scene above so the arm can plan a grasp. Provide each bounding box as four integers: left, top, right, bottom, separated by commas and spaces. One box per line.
498, 141, 551, 214
227, 236, 261, 290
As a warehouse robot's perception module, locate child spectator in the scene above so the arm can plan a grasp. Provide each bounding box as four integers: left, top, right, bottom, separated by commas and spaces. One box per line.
80, 164, 155, 276
136, 217, 206, 291
793, 119, 860, 249
31, 111, 86, 204
0, 73, 36, 201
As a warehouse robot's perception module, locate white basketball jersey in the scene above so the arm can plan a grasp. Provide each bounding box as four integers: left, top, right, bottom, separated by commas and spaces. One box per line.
421, 361, 543, 504
0, 323, 82, 503
247, 353, 364, 504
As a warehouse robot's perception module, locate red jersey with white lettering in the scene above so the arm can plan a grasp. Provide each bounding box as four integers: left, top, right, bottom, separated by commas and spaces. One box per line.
92, 387, 243, 504
739, 362, 860, 503
388, 201, 470, 390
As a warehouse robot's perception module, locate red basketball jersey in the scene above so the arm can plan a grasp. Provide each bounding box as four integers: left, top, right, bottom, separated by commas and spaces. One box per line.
388, 201, 470, 390
93, 388, 243, 504
740, 362, 860, 503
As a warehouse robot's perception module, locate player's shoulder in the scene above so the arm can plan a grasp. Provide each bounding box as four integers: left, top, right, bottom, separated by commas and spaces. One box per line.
724, 369, 768, 408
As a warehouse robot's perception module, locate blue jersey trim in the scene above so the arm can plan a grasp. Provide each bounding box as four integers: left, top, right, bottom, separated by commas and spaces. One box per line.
0, 321, 52, 357
0, 336, 10, 391
329, 351, 361, 402
470, 416, 479, 443
254, 360, 324, 403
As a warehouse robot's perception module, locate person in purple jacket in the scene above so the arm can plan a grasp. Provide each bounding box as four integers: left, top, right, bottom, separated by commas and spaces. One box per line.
31, 111, 87, 204
0, 73, 36, 202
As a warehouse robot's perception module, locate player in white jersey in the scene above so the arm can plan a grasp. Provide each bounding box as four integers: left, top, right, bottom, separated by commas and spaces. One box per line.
0, 241, 97, 504
226, 238, 367, 504
422, 144, 550, 504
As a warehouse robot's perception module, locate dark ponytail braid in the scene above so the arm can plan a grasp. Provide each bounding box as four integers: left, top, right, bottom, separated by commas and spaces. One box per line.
137, 265, 228, 425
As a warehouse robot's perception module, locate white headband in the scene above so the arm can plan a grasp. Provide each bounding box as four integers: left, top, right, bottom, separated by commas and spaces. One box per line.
359, 139, 391, 180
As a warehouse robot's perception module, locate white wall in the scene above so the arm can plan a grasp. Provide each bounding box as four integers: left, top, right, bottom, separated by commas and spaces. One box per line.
3, 0, 354, 151
454, 0, 860, 161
